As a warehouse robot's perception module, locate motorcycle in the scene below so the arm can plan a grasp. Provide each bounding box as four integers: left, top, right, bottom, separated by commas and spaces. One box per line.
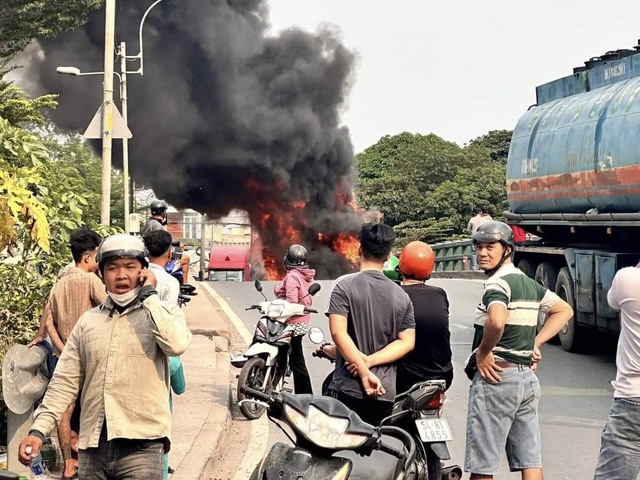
233, 280, 321, 420
239, 385, 418, 479
309, 327, 462, 480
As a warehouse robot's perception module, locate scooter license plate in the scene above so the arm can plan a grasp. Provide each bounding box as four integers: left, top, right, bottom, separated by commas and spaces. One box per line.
415, 418, 453, 443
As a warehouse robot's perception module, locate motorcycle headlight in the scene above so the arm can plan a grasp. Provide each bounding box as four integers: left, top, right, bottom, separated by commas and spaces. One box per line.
283, 404, 369, 449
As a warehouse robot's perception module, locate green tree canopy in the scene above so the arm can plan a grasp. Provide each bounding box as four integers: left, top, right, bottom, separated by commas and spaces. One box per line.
355, 131, 508, 246
467, 129, 513, 164
0, 0, 103, 59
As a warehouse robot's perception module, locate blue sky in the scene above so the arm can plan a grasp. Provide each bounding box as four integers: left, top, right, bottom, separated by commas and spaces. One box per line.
268, 1, 640, 153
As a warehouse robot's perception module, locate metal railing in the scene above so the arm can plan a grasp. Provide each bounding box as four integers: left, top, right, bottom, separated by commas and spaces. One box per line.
431, 239, 473, 272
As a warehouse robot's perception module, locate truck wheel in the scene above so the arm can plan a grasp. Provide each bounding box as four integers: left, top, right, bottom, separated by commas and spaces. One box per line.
535, 262, 558, 291
535, 262, 559, 339
517, 259, 536, 278
555, 267, 581, 352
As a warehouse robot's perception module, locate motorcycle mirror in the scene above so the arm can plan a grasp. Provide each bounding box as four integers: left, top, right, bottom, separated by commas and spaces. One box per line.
254, 279, 267, 300
308, 326, 325, 344
308, 283, 321, 296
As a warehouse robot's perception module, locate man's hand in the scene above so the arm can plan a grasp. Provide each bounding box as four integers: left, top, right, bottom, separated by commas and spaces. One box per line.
138, 268, 157, 288
18, 436, 43, 466
476, 349, 504, 383
531, 345, 542, 372
315, 343, 337, 360
26, 336, 45, 349
359, 370, 385, 397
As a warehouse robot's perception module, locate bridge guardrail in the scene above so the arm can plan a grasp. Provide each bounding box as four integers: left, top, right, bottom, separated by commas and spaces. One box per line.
431, 239, 473, 272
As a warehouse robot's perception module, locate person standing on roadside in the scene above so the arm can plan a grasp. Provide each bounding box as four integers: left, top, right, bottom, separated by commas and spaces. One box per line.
327, 222, 415, 425
44, 227, 106, 480
18, 234, 192, 479
274, 244, 316, 394
396, 241, 454, 393
467, 207, 491, 270
144, 230, 180, 306
593, 263, 640, 479
464, 221, 573, 480
141, 200, 193, 287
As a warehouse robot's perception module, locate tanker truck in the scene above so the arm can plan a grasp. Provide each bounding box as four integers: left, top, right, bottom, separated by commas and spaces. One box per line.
505, 43, 640, 352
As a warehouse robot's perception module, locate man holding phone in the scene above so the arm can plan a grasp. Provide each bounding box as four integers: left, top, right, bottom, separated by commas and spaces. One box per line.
18, 234, 192, 479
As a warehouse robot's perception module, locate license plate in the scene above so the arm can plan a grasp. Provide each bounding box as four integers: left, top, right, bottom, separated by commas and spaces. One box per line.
415, 418, 453, 443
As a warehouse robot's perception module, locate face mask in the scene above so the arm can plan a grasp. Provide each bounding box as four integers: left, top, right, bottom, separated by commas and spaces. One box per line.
108, 286, 141, 307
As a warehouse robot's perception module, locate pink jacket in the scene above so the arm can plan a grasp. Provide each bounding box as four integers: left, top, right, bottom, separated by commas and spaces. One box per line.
273, 267, 316, 324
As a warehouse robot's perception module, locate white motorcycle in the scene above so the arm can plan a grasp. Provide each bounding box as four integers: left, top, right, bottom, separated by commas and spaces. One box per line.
233, 280, 320, 420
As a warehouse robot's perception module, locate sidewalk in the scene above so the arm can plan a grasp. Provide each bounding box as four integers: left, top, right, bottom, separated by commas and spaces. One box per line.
169, 280, 232, 480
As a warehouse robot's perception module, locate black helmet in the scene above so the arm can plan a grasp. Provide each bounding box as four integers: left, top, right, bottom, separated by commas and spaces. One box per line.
472, 221, 515, 249
97, 234, 148, 273
150, 200, 167, 216
284, 244, 308, 268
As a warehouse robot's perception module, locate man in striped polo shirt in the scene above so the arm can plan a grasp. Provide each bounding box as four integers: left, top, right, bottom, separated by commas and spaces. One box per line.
464, 221, 573, 480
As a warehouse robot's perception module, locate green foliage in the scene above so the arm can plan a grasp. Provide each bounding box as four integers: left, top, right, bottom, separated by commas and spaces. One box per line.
0, 0, 103, 59
355, 131, 509, 246
467, 129, 513, 164
0, 62, 57, 125
357, 133, 467, 226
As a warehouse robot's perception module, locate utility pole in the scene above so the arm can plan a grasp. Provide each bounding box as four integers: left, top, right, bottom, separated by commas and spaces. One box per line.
101, 0, 116, 225
120, 41, 130, 233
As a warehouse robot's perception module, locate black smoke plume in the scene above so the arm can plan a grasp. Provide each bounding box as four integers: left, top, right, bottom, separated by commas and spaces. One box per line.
26, 0, 364, 279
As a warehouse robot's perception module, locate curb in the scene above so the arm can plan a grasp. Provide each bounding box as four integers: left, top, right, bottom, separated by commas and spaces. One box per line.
170, 281, 233, 480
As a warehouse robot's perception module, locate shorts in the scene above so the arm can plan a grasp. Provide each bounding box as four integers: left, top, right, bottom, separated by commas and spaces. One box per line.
464, 366, 542, 475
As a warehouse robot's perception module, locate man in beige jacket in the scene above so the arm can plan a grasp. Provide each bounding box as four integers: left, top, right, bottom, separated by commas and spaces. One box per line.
18, 234, 192, 479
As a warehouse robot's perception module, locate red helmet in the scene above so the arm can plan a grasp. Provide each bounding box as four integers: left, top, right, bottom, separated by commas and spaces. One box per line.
399, 241, 435, 280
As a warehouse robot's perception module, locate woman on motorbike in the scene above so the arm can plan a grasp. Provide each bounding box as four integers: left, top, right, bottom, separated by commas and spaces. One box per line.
274, 244, 316, 394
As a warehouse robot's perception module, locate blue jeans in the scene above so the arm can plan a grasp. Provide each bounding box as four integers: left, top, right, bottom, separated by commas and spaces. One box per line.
594, 397, 640, 479
465, 366, 542, 475
78, 428, 165, 480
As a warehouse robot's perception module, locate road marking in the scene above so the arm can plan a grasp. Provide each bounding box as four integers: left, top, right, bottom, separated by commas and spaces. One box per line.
199, 282, 253, 343
199, 282, 270, 477
233, 416, 270, 480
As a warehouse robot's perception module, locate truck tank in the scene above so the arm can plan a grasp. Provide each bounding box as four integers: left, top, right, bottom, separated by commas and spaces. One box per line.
507, 48, 640, 215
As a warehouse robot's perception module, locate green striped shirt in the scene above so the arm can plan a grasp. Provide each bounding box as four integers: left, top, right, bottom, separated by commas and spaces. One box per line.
470, 262, 559, 366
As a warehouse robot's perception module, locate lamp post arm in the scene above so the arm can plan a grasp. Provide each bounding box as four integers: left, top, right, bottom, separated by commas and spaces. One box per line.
127, 0, 164, 75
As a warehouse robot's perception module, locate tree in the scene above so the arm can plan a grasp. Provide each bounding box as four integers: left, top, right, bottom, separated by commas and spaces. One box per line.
467, 129, 513, 164
355, 131, 509, 246
0, 0, 103, 59
0, 62, 57, 125
356, 132, 467, 226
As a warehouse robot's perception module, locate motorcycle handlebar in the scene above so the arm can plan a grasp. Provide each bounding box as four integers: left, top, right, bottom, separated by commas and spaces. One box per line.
245, 305, 261, 311
304, 307, 318, 314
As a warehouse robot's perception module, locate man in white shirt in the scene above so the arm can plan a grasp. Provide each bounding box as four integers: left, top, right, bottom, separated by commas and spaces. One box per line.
594, 263, 640, 479
143, 230, 180, 306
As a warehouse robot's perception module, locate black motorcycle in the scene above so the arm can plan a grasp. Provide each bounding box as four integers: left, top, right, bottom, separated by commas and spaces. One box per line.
239, 385, 418, 479
309, 327, 462, 480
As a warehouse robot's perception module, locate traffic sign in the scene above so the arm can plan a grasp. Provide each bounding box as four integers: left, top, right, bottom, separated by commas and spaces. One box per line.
83, 103, 132, 139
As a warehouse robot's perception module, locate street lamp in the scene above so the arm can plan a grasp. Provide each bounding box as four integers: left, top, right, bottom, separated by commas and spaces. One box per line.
55, 0, 165, 233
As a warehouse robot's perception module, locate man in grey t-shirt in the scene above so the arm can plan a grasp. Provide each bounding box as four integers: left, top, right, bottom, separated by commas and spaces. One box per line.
327, 223, 415, 425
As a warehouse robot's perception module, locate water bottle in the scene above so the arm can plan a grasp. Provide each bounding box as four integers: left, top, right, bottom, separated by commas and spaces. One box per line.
25, 446, 49, 480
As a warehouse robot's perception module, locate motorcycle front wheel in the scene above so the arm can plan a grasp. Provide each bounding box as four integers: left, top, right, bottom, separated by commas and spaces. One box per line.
237, 357, 270, 420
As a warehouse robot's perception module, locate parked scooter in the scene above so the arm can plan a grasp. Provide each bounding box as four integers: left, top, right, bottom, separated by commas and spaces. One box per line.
239, 385, 418, 479
309, 327, 462, 480
233, 280, 321, 420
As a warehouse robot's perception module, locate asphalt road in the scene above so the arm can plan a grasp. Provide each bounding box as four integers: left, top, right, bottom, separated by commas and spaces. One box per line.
210, 278, 617, 479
